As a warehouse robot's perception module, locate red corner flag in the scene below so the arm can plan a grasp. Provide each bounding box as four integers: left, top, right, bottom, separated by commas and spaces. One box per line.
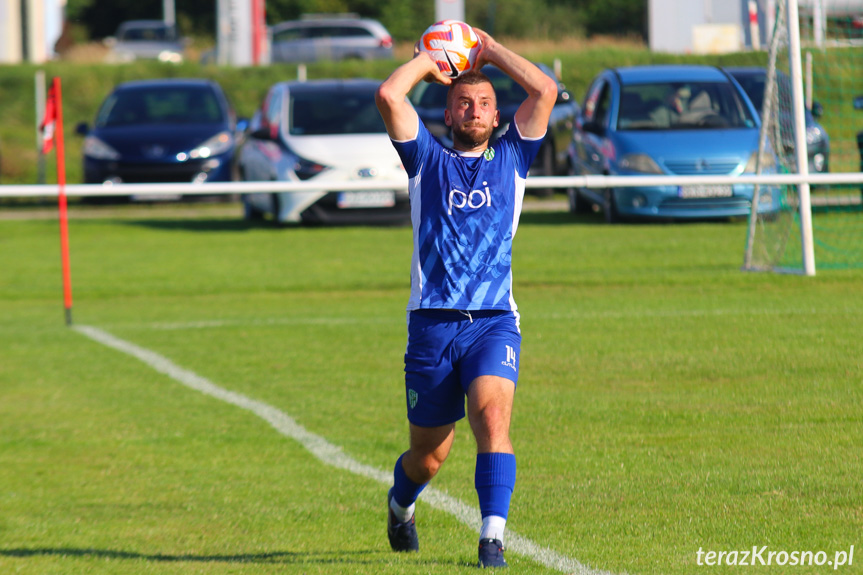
41, 77, 73, 325
40, 81, 58, 155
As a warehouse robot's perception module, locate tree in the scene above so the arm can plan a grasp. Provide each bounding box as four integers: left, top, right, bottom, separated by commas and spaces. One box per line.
63, 0, 642, 42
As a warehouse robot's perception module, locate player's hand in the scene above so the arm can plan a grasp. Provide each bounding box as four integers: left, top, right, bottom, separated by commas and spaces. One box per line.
471, 27, 495, 69
414, 50, 452, 85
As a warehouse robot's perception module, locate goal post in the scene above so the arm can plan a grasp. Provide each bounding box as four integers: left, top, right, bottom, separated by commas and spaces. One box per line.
744, 0, 863, 274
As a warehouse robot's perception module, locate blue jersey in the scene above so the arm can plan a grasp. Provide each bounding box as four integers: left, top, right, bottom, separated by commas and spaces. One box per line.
392, 118, 542, 311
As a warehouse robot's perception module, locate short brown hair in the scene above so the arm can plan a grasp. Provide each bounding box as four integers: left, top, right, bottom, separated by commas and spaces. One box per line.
446, 70, 495, 108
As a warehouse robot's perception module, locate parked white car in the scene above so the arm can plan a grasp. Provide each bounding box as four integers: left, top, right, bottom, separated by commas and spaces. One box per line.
269, 16, 393, 63
104, 20, 185, 64
237, 79, 409, 225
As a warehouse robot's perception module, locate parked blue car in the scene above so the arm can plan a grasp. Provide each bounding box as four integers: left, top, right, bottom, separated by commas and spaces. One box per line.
725, 66, 830, 174
567, 65, 781, 222
76, 78, 243, 199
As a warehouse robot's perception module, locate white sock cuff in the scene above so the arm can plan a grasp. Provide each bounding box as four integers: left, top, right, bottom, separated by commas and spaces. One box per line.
480, 515, 507, 543
389, 497, 416, 523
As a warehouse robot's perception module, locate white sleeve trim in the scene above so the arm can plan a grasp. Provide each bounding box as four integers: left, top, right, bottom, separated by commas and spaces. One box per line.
513, 118, 546, 142
390, 115, 420, 144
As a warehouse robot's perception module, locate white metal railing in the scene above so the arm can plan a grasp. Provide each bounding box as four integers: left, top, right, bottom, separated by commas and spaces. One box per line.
3, 173, 863, 199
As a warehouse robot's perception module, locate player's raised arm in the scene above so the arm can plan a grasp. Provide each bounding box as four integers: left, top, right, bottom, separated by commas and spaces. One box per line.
376, 50, 452, 142
472, 28, 557, 139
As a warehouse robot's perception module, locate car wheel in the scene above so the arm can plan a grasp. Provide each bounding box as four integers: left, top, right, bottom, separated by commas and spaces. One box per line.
270, 193, 284, 225
566, 187, 579, 213
242, 195, 264, 221
603, 189, 619, 224
565, 167, 592, 214
532, 142, 555, 198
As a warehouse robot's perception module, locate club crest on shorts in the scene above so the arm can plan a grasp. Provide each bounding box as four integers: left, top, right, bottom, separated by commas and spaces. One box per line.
408, 389, 418, 409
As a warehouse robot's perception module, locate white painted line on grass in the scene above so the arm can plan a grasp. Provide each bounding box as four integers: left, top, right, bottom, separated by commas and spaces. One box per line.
73, 324, 616, 575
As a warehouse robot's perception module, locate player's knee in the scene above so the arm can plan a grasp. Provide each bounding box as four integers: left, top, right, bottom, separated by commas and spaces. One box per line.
406, 451, 446, 482
470, 403, 508, 434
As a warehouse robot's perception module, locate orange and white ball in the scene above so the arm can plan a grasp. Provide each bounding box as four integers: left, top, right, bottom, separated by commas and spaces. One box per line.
419, 20, 482, 78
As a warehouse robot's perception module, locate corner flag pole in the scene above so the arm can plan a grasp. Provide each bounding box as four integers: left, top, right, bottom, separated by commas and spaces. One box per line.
41, 77, 73, 325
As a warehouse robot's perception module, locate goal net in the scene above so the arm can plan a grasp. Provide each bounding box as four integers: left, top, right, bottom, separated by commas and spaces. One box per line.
743, 0, 863, 273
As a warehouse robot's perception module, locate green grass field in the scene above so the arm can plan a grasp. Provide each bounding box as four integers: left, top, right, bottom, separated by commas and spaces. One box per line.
1, 204, 861, 574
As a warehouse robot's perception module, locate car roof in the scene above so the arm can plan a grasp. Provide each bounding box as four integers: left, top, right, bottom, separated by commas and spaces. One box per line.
280, 78, 381, 93
723, 66, 766, 75
113, 78, 222, 91
612, 65, 730, 85
117, 20, 172, 30
271, 18, 386, 30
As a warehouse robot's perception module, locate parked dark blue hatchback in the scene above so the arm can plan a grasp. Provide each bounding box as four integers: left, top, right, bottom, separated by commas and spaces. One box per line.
77, 79, 241, 192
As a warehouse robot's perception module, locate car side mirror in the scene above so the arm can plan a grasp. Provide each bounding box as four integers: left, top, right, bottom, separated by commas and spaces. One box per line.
250, 127, 271, 140
236, 117, 250, 133
583, 120, 605, 136
75, 122, 89, 136
810, 101, 824, 118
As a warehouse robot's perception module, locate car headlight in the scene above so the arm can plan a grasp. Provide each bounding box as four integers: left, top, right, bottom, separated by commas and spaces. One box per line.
83, 135, 121, 160
745, 150, 777, 172
293, 156, 329, 180
618, 153, 663, 174
805, 125, 824, 146
158, 50, 183, 64
189, 132, 233, 159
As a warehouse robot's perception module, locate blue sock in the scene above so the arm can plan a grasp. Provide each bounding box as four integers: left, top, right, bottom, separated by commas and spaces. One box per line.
391, 453, 427, 508
475, 452, 517, 520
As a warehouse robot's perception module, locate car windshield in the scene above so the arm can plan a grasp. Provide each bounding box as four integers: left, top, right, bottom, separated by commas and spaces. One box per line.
97, 86, 224, 127
289, 89, 386, 135
617, 81, 757, 131
119, 25, 176, 42
732, 71, 801, 119
410, 70, 529, 109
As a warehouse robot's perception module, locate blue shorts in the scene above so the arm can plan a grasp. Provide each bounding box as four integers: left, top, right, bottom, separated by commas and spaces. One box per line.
403, 309, 521, 427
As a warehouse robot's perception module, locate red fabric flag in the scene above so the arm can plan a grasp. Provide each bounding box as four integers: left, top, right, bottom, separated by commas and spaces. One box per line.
40, 82, 57, 155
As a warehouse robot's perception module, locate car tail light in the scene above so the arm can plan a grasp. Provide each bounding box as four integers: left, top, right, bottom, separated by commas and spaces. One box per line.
380, 36, 393, 49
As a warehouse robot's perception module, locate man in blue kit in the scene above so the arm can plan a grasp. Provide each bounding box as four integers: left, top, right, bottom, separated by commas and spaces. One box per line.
375, 26, 557, 568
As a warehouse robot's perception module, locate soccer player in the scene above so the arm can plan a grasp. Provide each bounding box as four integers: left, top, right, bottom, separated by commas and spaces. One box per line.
375, 27, 557, 568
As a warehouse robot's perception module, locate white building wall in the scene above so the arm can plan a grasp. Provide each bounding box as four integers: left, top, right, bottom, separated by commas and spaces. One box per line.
0, 0, 63, 63
0, 0, 24, 63
648, 0, 750, 54
649, 0, 709, 53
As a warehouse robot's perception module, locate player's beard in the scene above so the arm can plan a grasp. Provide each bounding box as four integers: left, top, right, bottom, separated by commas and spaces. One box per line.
451, 120, 494, 150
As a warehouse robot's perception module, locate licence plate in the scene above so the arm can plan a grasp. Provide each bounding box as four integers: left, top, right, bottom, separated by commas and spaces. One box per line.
678, 185, 734, 199
337, 190, 395, 209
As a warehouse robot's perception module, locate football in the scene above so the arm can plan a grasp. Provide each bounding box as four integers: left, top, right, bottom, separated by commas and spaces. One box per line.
419, 20, 482, 79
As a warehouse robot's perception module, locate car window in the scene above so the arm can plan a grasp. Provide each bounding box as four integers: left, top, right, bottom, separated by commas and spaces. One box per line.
582, 78, 608, 122
266, 88, 283, 129
306, 25, 371, 39
733, 75, 767, 111
411, 82, 449, 109
334, 25, 374, 38
410, 68, 530, 110
733, 72, 797, 119
289, 89, 386, 135
272, 27, 303, 43
487, 75, 528, 107
98, 87, 223, 127
119, 25, 176, 42
616, 81, 757, 131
